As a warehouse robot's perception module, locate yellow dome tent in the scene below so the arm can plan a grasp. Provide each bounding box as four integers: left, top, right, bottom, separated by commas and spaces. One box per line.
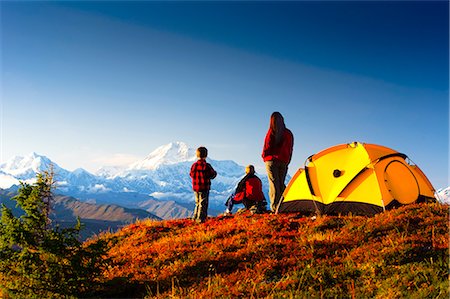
276, 142, 436, 216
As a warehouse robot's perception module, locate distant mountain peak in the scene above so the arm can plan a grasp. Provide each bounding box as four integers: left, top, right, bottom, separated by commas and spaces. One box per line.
28, 151, 42, 158
95, 165, 126, 178
436, 186, 450, 204
72, 168, 90, 175
0, 143, 250, 211
1, 152, 51, 173
0, 152, 68, 184
129, 142, 196, 171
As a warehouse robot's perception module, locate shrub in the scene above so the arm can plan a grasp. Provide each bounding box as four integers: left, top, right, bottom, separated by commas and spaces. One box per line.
0, 171, 107, 298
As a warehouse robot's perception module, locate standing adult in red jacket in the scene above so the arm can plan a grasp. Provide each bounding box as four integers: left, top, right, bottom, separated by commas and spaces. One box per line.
262, 112, 294, 212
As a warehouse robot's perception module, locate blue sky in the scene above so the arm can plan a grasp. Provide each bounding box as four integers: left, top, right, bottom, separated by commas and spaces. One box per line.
1, 1, 449, 188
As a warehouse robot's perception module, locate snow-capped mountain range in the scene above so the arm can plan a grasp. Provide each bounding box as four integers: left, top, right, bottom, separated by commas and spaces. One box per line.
3, 141, 446, 213
436, 186, 450, 205
0, 142, 266, 212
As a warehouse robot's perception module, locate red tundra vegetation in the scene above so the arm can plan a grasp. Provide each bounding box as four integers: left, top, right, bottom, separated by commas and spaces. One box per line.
89, 203, 449, 298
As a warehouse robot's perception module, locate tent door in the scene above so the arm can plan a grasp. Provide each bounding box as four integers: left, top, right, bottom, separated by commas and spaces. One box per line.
384, 161, 420, 204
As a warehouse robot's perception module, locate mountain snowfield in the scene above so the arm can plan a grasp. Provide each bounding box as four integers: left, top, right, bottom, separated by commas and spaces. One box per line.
436, 186, 450, 205
127, 142, 197, 172
0, 152, 70, 188
0, 142, 264, 216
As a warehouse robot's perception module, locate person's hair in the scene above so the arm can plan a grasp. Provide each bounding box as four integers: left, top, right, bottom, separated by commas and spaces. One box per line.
196, 146, 208, 159
245, 165, 255, 175
270, 111, 286, 146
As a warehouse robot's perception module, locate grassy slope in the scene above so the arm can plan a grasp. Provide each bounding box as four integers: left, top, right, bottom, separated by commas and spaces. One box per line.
90, 203, 449, 298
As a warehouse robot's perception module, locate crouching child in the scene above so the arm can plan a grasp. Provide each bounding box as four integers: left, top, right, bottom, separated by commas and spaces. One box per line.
225, 165, 267, 215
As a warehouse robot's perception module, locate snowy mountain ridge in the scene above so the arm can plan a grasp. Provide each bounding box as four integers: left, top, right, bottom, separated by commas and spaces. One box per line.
0, 152, 69, 179
0, 142, 253, 213
1, 142, 446, 217
127, 141, 196, 172
436, 186, 450, 205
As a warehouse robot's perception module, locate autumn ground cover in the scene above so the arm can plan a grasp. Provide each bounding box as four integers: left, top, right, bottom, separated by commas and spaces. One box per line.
89, 203, 449, 298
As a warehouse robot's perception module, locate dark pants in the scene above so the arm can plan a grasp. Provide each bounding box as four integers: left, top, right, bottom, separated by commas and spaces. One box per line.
226, 194, 267, 214
226, 195, 240, 212
226, 195, 248, 213
265, 160, 288, 212
193, 191, 209, 222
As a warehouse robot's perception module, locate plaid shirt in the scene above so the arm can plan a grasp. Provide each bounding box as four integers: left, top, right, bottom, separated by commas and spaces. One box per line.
190, 159, 217, 192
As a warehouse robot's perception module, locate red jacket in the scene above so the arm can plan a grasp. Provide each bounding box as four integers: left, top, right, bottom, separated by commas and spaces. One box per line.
190, 159, 217, 192
234, 174, 265, 202
262, 128, 294, 163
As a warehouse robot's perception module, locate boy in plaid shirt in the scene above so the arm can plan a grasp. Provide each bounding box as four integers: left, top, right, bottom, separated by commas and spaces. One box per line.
190, 146, 217, 223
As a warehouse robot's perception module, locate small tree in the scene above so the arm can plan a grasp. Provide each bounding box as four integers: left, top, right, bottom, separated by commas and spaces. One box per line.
0, 170, 107, 298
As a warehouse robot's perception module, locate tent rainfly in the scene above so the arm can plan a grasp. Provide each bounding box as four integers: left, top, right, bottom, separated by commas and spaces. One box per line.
276, 142, 436, 216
